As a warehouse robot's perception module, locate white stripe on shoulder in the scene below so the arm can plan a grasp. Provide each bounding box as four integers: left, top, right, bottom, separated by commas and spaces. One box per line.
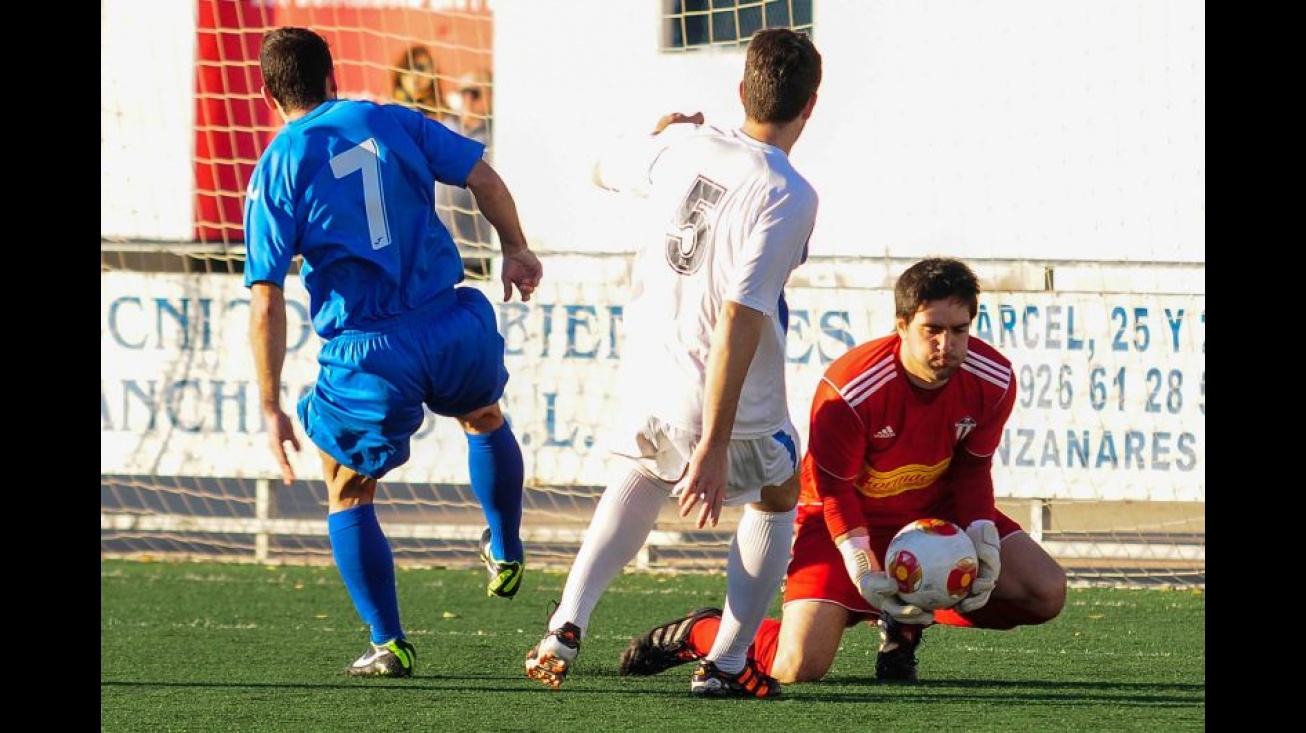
840, 356, 897, 408
960, 350, 1011, 388
964, 349, 1011, 380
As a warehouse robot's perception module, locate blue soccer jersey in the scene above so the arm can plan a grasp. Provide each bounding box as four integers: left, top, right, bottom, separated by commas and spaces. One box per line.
243, 99, 485, 339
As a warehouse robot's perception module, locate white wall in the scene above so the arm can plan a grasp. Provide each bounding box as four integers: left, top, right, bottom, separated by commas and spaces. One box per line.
99, 0, 1205, 264
100, 0, 195, 241
494, 0, 1205, 263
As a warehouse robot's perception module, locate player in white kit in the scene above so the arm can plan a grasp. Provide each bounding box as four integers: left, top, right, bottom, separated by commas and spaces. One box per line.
525, 28, 823, 699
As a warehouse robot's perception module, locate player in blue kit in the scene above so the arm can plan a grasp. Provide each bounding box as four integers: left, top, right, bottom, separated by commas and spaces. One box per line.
243, 27, 543, 678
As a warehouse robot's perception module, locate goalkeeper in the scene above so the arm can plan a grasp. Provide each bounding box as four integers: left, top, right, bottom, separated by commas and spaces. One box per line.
619, 257, 1067, 684
243, 27, 542, 678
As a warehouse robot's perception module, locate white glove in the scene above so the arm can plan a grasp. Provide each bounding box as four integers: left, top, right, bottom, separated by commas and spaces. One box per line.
839, 536, 935, 625
956, 519, 1001, 613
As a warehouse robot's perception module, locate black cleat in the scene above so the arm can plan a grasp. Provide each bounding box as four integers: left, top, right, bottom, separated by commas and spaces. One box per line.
690, 659, 781, 698
345, 638, 416, 678
876, 615, 923, 682
619, 607, 721, 676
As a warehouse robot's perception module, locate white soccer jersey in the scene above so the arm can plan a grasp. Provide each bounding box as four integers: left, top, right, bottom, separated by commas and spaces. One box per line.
596, 123, 818, 438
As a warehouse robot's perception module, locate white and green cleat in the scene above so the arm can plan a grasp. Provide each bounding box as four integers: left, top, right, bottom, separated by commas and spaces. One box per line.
479, 527, 524, 599
345, 638, 416, 678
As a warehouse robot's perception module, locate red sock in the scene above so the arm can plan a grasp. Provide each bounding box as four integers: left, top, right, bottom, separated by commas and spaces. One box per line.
688, 616, 783, 675
749, 618, 782, 675
931, 608, 974, 628
934, 598, 1033, 631
688, 615, 721, 655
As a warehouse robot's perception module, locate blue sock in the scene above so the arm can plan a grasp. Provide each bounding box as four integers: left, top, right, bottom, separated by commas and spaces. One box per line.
466, 422, 525, 563
328, 504, 404, 645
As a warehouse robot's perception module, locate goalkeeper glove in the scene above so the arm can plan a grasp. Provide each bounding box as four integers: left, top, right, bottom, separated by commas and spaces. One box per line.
956, 519, 1001, 613
838, 535, 934, 625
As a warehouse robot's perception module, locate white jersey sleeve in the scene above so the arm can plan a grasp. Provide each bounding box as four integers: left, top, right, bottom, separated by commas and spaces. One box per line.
592, 123, 702, 196
727, 185, 816, 317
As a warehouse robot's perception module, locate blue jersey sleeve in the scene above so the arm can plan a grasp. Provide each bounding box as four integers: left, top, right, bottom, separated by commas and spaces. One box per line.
386, 105, 485, 188
243, 148, 297, 288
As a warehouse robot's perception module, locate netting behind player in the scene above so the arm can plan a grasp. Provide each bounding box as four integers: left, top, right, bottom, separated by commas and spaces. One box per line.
102, 0, 496, 279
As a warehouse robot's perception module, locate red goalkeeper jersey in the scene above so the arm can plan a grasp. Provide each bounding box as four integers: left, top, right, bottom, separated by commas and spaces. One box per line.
799, 333, 1016, 538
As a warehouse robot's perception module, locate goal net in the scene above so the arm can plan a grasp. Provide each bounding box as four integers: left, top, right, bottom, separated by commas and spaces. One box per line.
102, 0, 1204, 590
102, 0, 496, 275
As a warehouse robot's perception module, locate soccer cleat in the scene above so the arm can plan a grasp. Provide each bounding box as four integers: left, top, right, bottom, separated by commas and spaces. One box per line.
875, 615, 924, 682
690, 659, 781, 699
619, 607, 721, 676
479, 527, 524, 599
345, 638, 416, 678
525, 622, 582, 689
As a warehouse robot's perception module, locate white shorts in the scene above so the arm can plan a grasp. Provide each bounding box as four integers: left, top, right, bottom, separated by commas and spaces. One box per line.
608, 415, 802, 506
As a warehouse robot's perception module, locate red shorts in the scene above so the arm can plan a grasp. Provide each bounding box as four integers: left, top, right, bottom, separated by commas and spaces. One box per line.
782, 504, 1022, 622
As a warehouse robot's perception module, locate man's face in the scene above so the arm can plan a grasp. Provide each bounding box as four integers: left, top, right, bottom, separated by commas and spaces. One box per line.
896, 298, 973, 387
460, 84, 490, 118
401, 55, 436, 99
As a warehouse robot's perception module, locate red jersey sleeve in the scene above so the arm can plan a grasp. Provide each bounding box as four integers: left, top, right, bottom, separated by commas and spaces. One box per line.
957, 344, 1016, 458
947, 451, 995, 527
807, 377, 869, 539
949, 351, 1017, 525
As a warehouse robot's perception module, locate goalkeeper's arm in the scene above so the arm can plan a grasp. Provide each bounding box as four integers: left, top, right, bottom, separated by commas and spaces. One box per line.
945, 449, 1002, 612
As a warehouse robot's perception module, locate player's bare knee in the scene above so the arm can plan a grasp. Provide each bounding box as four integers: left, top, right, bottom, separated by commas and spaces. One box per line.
755, 473, 800, 513
768, 655, 799, 684
329, 473, 378, 510
770, 652, 831, 684
1027, 596, 1064, 624
1035, 569, 1069, 620
791, 656, 833, 683
1017, 568, 1068, 622
457, 403, 505, 434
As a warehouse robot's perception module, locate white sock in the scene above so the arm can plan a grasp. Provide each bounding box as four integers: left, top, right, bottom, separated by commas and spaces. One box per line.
548, 468, 668, 635
707, 506, 796, 674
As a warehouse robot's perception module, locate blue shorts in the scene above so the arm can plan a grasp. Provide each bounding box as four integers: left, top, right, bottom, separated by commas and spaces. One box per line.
298, 287, 509, 479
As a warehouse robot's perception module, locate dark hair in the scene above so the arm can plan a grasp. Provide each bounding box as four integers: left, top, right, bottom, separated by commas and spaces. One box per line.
894, 258, 982, 322
260, 27, 333, 113
742, 28, 822, 124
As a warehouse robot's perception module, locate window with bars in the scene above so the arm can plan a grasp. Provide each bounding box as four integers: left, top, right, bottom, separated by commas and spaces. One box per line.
662, 0, 814, 51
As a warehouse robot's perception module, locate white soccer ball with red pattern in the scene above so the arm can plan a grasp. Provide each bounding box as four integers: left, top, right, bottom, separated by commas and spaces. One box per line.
885, 518, 979, 611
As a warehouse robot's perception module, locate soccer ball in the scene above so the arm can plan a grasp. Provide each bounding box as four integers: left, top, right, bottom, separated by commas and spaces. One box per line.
884, 518, 979, 611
